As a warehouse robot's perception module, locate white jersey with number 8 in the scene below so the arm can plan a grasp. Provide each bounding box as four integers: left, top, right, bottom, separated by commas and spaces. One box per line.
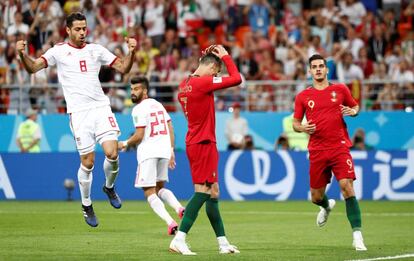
41, 42, 117, 113
132, 98, 172, 163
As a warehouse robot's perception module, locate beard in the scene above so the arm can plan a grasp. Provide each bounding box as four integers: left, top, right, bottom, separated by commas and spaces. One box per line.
131, 94, 141, 104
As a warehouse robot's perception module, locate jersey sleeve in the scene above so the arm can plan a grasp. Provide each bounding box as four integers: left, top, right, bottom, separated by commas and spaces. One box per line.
97, 44, 117, 66
41, 46, 58, 67
293, 93, 305, 120
341, 84, 358, 107
198, 55, 242, 93
132, 106, 147, 128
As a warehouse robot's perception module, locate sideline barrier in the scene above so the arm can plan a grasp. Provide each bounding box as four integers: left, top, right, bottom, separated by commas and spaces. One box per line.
0, 150, 413, 200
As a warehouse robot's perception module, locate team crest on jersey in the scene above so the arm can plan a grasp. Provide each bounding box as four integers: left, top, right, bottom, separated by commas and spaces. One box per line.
331, 91, 337, 102
67, 52, 72, 56
307, 100, 315, 109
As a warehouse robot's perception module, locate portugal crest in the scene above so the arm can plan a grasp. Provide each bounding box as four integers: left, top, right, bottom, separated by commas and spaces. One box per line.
331, 91, 337, 102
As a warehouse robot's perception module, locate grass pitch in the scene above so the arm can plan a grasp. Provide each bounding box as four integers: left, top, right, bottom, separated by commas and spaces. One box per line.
0, 201, 413, 261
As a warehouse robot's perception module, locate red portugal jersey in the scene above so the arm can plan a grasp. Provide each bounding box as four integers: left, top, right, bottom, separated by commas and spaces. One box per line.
293, 83, 358, 151
178, 55, 242, 145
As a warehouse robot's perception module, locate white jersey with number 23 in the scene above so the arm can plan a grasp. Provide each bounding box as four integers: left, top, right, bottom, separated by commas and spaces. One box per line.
132, 98, 172, 163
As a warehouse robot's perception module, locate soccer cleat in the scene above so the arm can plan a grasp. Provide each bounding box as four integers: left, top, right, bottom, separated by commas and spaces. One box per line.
82, 204, 98, 227
169, 238, 197, 255
178, 207, 185, 219
316, 199, 336, 227
219, 244, 240, 254
353, 231, 367, 251
168, 221, 178, 235
102, 185, 122, 209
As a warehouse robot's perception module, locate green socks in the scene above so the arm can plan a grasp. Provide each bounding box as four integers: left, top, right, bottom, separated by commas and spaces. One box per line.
315, 194, 330, 209
206, 198, 225, 237
345, 196, 362, 231
179, 192, 210, 233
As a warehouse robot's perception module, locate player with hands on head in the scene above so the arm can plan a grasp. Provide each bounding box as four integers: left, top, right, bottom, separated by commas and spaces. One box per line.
16, 12, 137, 227
169, 44, 242, 255
292, 54, 366, 251
119, 76, 185, 236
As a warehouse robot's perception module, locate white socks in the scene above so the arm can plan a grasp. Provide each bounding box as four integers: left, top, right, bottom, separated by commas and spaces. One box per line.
103, 156, 119, 188
158, 188, 183, 213
175, 231, 187, 241
217, 236, 230, 246
147, 194, 174, 225
78, 164, 93, 206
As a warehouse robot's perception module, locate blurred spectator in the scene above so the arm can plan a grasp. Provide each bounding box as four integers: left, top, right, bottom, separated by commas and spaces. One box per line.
367, 25, 388, 62
243, 134, 255, 150
143, 0, 165, 48
196, 0, 222, 32
245, 0, 274, 37
376, 83, 399, 110
225, 102, 248, 150
356, 47, 374, 78
7, 12, 29, 39
339, 0, 366, 27
337, 52, 364, 82
282, 112, 308, 150
176, 0, 202, 45
275, 134, 290, 150
351, 128, 373, 150
236, 48, 259, 80
16, 108, 41, 152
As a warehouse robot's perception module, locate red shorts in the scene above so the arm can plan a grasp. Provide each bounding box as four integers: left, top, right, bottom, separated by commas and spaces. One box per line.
309, 146, 356, 189
186, 142, 219, 184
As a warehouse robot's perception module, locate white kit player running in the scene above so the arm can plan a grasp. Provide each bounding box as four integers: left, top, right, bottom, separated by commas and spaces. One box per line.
16, 12, 137, 227
119, 76, 185, 235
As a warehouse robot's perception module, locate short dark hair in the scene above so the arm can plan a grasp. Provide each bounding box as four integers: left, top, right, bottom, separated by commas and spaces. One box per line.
199, 53, 222, 68
130, 75, 149, 91
308, 54, 326, 67
66, 12, 86, 28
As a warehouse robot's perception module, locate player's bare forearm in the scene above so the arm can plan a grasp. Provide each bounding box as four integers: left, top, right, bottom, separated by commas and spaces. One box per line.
340, 104, 359, 117
293, 118, 316, 134
19, 52, 43, 74
121, 51, 135, 74
167, 121, 175, 149
292, 119, 303, 133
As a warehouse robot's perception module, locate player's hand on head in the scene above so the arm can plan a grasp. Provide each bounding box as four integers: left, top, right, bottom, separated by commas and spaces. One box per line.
16, 40, 27, 55
212, 45, 229, 58
125, 37, 137, 52
203, 45, 217, 55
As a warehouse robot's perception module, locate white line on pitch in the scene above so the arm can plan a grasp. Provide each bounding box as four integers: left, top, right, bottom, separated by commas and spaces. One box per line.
0, 210, 414, 217
346, 253, 414, 261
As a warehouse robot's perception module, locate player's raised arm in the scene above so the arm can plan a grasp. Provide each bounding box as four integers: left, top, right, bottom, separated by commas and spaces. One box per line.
167, 121, 176, 169
211, 45, 242, 90
16, 40, 47, 74
111, 37, 137, 74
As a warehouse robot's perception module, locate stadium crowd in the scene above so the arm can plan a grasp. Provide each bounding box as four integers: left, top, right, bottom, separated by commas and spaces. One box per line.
1, 0, 414, 114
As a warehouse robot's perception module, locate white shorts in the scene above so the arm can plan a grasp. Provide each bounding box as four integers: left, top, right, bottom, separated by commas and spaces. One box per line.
69, 106, 120, 155
135, 158, 169, 188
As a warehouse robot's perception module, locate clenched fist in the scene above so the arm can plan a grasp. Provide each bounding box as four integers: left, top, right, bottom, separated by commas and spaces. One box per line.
125, 37, 137, 52
16, 40, 27, 55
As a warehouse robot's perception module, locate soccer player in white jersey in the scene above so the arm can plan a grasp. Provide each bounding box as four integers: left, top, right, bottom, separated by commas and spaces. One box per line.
16, 12, 137, 227
119, 76, 185, 235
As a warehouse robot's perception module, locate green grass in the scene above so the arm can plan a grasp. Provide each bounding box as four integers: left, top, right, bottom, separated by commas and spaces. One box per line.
0, 201, 413, 260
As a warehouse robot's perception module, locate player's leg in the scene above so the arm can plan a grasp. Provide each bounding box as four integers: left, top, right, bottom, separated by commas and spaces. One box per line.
97, 106, 122, 209
79, 152, 98, 227
333, 148, 366, 251
339, 179, 367, 251
144, 186, 178, 235
156, 160, 185, 219
207, 182, 240, 254
170, 183, 210, 255
70, 111, 98, 227
310, 150, 336, 227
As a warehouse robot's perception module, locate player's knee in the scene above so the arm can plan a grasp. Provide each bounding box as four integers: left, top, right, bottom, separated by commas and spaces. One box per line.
105, 150, 119, 161
311, 194, 323, 204
82, 161, 94, 170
